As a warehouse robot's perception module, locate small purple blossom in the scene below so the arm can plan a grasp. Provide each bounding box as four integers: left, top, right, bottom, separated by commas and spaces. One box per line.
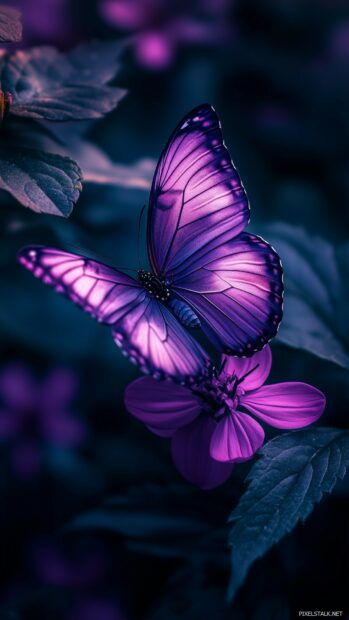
100, 0, 231, 69
0, 363, 85, 477
13, 0, 70, 45
125, 346, 326, 489
28, 539, 126, 620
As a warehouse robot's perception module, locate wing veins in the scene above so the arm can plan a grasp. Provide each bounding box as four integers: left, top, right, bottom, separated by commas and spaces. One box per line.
177, 199, 246, 232
180, 291, 253, 341
159, 191, 186, 274
189, 161, 232, 192
163, 140, 221, 192
170, 219, 245, 277
158, 132, 188, 188
199, 291, 264, 336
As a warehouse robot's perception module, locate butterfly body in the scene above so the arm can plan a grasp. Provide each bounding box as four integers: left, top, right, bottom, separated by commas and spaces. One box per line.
137, 270, 171, 302
168, 298, 201, 328
19, 104, 283, 383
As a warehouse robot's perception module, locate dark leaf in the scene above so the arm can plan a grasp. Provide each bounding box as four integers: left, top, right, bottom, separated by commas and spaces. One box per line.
32, 128, 154, 189
147, 565, 291, 620
264, 222, 349, 369
65, 140, 155, 189
0, 5, 22, 42
228, 428, 349, 600
0, 146, 82, 216
70, 484, 211, 538
45, 448, 105, 496
65, 40, 128, 84
4, 119, 155, 189
69, 483, 229, 560
2, 42, 126, 121
147, 567, 229, 620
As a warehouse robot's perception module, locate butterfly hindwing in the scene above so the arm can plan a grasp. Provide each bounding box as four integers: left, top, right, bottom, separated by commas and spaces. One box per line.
172, 233, 283, 355
112, 298, 209, 382
18, 246, 209, 382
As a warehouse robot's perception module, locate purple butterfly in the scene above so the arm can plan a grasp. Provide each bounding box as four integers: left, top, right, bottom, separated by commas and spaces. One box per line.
18, 105, 283, 383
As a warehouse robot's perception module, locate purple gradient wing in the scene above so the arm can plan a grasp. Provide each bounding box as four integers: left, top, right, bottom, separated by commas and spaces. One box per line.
147, 104, 249, 277
18, 246, 145, 324
172, 233, 283, 355
18, 246, 209, 382
113, 299, 210, 382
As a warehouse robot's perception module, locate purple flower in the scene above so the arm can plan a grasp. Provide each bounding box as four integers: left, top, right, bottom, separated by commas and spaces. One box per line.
125, 346, 326, 489
0, 363, 85, 477
13, 0, 71, 45
100, 0, 231, 69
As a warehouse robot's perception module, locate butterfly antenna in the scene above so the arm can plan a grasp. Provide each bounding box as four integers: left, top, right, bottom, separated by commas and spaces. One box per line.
65, 244, 138, 273
137, 204, 147, 269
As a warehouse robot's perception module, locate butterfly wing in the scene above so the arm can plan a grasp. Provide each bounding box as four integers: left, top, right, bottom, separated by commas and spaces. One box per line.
147, 105, 283, 355
18, 246, 209, 382
147, 104, 250, 277
112, 298, 210, 382
172, 233, 283, 355
18, 246, 145, 324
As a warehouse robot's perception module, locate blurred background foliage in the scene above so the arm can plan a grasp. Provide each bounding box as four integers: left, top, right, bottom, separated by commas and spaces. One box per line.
0, 0, 348, 617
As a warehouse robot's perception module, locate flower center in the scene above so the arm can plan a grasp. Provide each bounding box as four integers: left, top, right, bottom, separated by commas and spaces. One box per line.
193, 363, 259, 422
137, 270, 171, 302
0, 90, 12, 124
194, 374, 244, 421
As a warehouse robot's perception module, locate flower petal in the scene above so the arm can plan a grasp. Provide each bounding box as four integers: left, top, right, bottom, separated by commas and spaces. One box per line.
240, 382, 326, 429
0, 363, 36, 411
136, 31, 175, 69
220, 346, 272, 391
0, 410, 19, 438
12, 440, 40, 478
171, 416, 233, 490
40, 368, 77, 410
124, 377, 202, 436
210, 411, 265, 462
42, 413, 86, 446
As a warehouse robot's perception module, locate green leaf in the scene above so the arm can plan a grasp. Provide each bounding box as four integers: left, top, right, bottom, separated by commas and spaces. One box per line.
228, 427, 349, 601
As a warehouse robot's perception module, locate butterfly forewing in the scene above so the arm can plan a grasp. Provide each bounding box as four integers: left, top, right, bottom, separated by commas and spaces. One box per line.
147, 105, 283, 356
18, 246, 145, 324
147, 104, 250, 277
18, 246, 209, 382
